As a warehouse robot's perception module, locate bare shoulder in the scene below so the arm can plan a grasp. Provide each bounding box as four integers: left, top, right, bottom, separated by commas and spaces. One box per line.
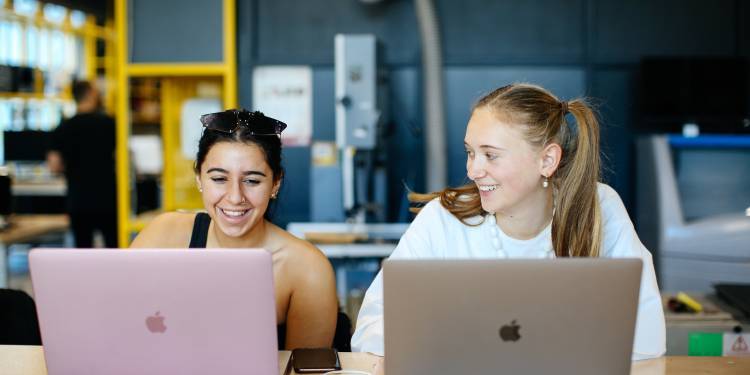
130, 212, 197, 248
268, 224, 333, 279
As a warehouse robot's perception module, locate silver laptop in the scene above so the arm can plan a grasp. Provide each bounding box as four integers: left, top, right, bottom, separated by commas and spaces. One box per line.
384, 258, 642, 375
29, 248, 279, 375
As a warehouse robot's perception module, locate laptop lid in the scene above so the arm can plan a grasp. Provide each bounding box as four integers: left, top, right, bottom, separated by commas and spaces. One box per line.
29, 248, 278, 375
383, 258, 642, 375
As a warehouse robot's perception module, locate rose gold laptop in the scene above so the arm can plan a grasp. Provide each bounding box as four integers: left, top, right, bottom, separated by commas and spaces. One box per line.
384, 258, 642, 375
29, 248, 278, 375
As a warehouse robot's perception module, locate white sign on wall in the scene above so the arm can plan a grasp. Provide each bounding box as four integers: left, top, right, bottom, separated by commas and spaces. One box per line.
252, 66, 313, 146
180, 97, 222, 159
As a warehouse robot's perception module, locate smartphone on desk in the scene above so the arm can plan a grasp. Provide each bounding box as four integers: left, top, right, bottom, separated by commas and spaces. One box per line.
291, 348, 342, 373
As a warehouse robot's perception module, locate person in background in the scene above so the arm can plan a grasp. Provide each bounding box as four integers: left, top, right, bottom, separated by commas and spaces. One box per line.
351, 83, 666, 360
47, 80, 117, 248
130, 109, 338, 350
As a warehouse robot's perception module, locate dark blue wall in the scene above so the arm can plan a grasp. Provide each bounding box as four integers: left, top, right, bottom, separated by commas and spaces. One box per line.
236, 0, 750, 227
130, 0, 223, 62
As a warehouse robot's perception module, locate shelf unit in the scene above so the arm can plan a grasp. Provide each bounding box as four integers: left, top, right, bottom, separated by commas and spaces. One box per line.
114, 0, 237, 246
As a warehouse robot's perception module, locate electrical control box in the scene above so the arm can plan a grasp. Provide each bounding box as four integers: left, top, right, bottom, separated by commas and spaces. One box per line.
335, 34, 380, 150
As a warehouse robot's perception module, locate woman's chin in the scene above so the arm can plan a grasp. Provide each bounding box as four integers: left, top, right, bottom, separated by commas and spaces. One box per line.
480, 199, 499, 214
216, 219, 256, 239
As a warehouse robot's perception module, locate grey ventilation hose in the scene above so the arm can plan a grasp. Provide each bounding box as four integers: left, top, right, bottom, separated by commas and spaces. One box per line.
415, 0, 446, 191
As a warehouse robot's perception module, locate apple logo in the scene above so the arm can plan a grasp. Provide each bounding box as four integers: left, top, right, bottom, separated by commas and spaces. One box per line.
145, 311, 167, 333
499, 320, 521, 342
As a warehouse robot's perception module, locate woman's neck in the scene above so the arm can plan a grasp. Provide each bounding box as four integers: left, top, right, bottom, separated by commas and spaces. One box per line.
494, 188, 554, 240
208, 219, 269, 248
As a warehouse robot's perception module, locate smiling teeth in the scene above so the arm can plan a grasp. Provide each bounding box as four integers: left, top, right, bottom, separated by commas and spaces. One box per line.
221, 209, 248, 217
478, 185, 498, 192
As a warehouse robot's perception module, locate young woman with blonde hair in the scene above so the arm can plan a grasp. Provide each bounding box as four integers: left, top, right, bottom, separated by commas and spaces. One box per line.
351, 83, 665, 360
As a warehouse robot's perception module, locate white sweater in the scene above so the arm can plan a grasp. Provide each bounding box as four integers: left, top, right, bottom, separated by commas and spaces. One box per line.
351, 183, 666, 360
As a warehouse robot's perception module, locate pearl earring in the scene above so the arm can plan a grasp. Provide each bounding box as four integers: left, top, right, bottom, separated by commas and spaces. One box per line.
542, 176, 549, 188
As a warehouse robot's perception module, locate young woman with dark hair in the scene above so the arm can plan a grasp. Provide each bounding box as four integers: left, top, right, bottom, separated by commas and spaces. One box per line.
131, 109, 337, 350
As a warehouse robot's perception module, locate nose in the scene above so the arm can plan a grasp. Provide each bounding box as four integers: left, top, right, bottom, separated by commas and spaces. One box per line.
226, 181, 245, 204
466, 158, 486, 181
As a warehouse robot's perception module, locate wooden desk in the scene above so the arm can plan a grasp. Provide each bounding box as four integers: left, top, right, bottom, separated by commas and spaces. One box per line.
0, 214, 69, 288
11, 178, 66, 197
0, 215, 69, 244
1, 345, 748, 374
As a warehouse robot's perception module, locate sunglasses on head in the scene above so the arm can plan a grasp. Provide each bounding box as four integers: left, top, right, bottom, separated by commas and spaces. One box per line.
200, 109, 287, 136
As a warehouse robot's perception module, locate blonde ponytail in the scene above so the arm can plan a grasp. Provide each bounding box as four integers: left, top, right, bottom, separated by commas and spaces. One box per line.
551, 99, 602, 257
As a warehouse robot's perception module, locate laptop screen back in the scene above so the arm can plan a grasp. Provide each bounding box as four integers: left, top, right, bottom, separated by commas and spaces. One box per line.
30, 248, 278, 375
384, 258, 642, 375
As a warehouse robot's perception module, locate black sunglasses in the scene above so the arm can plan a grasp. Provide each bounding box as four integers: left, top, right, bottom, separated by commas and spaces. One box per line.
200, 109, 287, 136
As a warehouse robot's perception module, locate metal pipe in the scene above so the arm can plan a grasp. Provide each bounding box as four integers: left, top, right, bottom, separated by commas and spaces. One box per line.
415, 0, 446, 191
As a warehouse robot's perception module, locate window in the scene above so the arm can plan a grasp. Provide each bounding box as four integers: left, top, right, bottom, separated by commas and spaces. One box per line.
8, 21, 22, 65
13, 0, 38, 17
70, 10, 86, 29
43, 3, 67, 24
0, 21, 10, 65
26, 26, 38, 68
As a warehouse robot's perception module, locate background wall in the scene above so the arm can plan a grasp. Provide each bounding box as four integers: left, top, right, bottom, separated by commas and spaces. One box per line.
130, 0, 223, 62
234, 0, 750, 227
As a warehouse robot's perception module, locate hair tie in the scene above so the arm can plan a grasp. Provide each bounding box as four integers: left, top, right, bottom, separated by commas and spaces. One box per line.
560, 101, 569, 114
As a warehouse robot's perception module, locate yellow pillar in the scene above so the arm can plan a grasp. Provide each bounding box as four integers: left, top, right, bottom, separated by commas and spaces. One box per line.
223, 0, 237, 108
115, 0, 131, 248
83, 15, 97, 80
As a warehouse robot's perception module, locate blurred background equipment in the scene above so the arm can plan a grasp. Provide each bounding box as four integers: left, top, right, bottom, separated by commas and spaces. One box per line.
288, 33, 406, 320
636, 134, 750, 292
335, 33, 386, 223
635, 55, 750, 294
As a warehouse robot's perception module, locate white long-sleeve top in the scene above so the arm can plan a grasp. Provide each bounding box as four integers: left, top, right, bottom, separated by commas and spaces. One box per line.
351, 183, 666, 360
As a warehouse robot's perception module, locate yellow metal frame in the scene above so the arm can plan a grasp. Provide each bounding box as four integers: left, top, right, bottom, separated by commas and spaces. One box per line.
223, 0, 238, 109
127, 63, 227, 77
115, 0, 131, 247
83, 15, 97, 81
160, 79, 176, 212
115, 0, 237, 247
103, 18, 117, 115
0, 92, 47, 99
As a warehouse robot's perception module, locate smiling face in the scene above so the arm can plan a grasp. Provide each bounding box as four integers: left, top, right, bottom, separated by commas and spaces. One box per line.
464, 107, 549, 215
196, 141, 280, 239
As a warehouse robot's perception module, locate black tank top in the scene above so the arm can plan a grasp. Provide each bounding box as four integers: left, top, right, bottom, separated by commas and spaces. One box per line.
188, 212, 211, 248
189, 212, 286, 349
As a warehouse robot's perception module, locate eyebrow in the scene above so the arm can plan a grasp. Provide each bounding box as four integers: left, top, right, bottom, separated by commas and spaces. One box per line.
464, 142, 505, 151
206, 168, 267, 177
480, 145, 505, 151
